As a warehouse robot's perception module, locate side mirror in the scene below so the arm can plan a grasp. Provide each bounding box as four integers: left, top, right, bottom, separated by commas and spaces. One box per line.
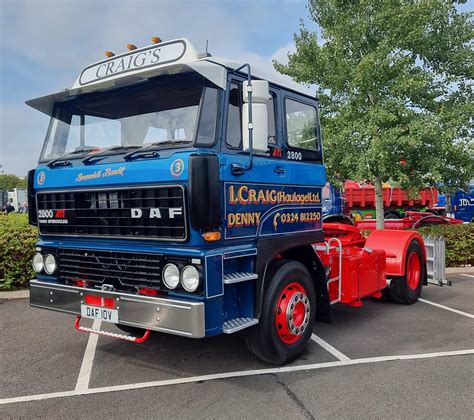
242, 80, 269, 153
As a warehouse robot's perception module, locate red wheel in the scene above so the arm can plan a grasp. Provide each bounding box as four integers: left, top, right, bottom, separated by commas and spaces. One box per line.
385, 240, 424, 304
245, 260, 316, 365
275, 282, 311, 344
406, 251, 421, 290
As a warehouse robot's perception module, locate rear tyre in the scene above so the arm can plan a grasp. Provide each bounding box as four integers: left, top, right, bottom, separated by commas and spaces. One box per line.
385, 240, 424, 304
245, 260, 316, 365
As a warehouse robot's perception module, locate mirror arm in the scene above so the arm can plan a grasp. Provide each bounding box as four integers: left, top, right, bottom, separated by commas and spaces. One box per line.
232, 63, 253, 174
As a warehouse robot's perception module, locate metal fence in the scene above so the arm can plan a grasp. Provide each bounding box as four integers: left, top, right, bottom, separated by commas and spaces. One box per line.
423, 235, 450, 286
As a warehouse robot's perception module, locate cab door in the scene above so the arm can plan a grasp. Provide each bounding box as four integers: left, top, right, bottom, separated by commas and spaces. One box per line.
220, 77, 326, 241
220, 78, 287, 240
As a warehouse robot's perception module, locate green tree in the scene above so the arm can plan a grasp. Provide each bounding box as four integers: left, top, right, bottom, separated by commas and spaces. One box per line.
275, 0, 474, 228
0, 174, 26, 191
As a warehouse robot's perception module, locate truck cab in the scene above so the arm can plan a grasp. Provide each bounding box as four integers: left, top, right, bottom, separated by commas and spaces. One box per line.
27, 38, 327, 364
27, 38, 427, 365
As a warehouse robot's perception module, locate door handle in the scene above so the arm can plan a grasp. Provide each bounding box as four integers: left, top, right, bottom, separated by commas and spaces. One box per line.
274, 166, 285, 175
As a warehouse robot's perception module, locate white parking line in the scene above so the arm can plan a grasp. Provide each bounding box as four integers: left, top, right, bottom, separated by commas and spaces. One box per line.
1, 348, 472, 406
311, 333, 350, 361
460, 274, 474, 279
75, 319, 101, 391
419, 298, 474, 319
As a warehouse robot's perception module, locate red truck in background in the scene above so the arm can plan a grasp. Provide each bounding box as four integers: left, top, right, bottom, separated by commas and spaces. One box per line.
344, 181, 439, 221
342, 181, 462, 231
322, 181, 462, 231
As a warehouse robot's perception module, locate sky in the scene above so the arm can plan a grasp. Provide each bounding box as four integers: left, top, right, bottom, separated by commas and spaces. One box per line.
0, 0, 317, 176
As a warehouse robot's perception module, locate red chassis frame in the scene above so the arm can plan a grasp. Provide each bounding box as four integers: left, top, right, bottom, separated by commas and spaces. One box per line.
315, 223, 426, 306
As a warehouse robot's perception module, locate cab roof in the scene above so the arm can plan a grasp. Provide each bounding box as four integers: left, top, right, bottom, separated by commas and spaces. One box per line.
26, 38, 315, 116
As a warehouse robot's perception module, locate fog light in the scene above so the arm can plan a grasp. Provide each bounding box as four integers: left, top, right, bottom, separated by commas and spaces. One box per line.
181, 265, 200, 292
162, 263, 180, 289
44, 254, 57, 275
32, 253, 44, 273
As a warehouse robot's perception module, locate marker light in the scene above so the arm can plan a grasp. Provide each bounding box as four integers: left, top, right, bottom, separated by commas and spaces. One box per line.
104, 51, 115, 58
151, 36, 162, 44
181, 266, 200, 292
127, 44, 137, 50
202, 231, 221, 242
44, 254, 57, 275
162, 263, 180, 289
33, 253, 44, 273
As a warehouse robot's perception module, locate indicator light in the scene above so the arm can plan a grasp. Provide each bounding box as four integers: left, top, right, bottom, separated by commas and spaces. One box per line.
202, 231, 221, 242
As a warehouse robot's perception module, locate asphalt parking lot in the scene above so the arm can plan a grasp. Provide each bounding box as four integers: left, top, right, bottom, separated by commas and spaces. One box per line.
1, 273, 473, 419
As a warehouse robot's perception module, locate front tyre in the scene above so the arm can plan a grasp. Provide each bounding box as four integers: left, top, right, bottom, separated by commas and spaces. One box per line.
245, 260, 316, 365
385, 240, 425, 304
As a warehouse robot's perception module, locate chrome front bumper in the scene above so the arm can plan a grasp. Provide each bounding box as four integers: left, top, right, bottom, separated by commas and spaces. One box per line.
30, 280, 205, 338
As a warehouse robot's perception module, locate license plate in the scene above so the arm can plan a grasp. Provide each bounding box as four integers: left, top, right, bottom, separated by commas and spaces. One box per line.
81, 304, 118, 323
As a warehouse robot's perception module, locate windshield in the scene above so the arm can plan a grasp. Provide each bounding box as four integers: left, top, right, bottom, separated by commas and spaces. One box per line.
40, 75, 218, 162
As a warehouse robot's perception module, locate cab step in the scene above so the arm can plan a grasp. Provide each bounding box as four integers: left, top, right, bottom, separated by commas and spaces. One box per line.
223, 317, 258, 334
223, 272, 258, 284
74, 316, 150, 343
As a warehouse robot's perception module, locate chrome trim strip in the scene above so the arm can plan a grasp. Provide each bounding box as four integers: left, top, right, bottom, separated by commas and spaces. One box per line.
223, 250, 257, 260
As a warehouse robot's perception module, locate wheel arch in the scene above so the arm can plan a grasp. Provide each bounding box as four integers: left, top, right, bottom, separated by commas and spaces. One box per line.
257, 244, 331, 323
365, 230, 427, 282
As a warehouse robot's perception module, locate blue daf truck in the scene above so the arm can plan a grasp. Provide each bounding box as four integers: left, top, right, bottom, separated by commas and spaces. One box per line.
27, 38, 425, 365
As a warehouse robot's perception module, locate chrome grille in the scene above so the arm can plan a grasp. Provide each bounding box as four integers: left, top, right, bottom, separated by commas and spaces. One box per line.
36, 185, 186, 240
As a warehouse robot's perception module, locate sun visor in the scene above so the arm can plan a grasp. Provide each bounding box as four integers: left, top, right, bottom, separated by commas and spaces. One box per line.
26, 61, 227, 116
187, 61, 227, 90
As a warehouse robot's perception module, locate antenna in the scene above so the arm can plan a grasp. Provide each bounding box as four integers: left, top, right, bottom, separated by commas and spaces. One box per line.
198, 40, 211, 58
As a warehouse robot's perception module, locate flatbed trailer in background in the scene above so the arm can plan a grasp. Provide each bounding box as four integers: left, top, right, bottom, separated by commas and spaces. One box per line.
344, 181, 439, 220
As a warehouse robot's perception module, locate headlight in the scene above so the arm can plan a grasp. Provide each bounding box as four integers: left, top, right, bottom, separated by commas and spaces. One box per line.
32, 253, 44, 273
181, 265, 200, 292
162, 263, 180, 289
44, 254, 57, 275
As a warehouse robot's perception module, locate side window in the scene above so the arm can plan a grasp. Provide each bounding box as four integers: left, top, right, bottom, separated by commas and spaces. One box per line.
285, 99, 319, 151
226, 83, 242, 149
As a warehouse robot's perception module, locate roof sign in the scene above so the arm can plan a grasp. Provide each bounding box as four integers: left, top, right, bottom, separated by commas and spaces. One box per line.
77, 39, 190, 87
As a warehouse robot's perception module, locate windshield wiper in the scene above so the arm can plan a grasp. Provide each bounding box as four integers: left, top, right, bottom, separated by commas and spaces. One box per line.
123, 140, 191, 161
82, 145, 141, 165
47, 146, 99, 168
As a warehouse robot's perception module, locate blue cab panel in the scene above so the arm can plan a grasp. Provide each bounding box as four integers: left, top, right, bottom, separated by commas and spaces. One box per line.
29, 72, 327, 338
